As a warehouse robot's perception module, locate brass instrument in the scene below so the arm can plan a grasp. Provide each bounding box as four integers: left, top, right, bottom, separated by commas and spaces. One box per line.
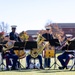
3, 41, 26, 59
19, 31, 29, 41
36, 34, 45, 45
30, 34, 48, 58
3, 41, 15, 52
55, 40, 69, 51
14, 31, 29, 58
14, 49, 26, 59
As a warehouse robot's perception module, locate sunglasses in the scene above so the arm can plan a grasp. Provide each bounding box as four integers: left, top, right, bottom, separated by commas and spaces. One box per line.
46, 29, 50, 31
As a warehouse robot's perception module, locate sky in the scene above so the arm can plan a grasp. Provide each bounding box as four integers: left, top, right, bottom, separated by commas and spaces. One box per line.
0, 0, 75, 33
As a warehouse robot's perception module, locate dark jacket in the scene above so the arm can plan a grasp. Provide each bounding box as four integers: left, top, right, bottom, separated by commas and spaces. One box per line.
9, 32, 21, 42
9, 32, 21, 54
42, 33, 54, 41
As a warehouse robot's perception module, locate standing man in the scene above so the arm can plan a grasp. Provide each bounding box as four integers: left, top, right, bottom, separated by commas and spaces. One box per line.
42, 26, 54, 68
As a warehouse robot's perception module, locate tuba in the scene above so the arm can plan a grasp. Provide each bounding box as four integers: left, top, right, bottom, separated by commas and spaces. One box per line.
19, 31, 29, 41
36, 34, 45, 45
30, 34, 48, 58
14, 31, 29, 59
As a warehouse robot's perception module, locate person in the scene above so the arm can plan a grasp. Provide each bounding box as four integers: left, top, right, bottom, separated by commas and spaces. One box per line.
57, 34, 74, 70
42, 26, 54, 68
26, 55, 43, 69
3, 25, 21, 70
25, 35, 44, 69
9, 25, 21, 42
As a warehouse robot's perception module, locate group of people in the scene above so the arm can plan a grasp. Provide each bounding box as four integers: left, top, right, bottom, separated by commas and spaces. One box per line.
0, 25, 75, 70
26, 26, 54, 69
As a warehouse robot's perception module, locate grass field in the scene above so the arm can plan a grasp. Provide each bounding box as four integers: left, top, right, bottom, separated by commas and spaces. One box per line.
0, 53, 75, 75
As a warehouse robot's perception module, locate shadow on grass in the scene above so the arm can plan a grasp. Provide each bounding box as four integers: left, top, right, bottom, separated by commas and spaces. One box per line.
0, 68, 75, 73
16, 68, 75, 73
37, 69, 75, 73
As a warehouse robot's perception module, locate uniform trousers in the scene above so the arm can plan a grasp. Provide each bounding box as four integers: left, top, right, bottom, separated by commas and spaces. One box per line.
4, 52, 18, 69
26, 55, 43, 68
57, 51, 72, 67
44, 58, 50, 68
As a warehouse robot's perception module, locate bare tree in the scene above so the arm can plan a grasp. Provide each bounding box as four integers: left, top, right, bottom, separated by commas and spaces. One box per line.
0, 21, 9, 32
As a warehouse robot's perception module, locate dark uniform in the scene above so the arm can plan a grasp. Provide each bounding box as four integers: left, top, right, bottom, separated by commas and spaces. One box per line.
42, 32, 54, 68
57, 35, 74, 69
10, 32, 21, 42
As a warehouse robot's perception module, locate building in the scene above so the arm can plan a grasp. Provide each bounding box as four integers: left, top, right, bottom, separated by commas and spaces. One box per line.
26, 30, 39, 36
26, 23, 75, 37
57, 23, 75, 36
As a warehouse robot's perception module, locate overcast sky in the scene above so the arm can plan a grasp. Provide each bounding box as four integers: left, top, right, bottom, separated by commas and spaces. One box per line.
0, 0, 75, 33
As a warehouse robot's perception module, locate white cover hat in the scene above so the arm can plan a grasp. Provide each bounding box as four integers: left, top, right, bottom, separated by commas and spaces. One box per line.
45, 26, 51, 30
11, 25, 17, 28
66, 34, 73, 38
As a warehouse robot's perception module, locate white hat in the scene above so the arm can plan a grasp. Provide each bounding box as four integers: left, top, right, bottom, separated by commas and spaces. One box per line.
45, 26, 51, 30
11, 25, 17, 28
66, 34, 73, 38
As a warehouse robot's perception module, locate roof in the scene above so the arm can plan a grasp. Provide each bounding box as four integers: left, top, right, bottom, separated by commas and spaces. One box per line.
53, 23, 75, 28
26, 23, 75, 36
26, 30, 39, 36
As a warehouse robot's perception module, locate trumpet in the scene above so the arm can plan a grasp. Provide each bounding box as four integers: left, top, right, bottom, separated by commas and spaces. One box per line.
56, 40, 68, 50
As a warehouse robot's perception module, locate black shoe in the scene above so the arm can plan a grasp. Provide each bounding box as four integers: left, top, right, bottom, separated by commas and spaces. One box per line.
11, 67, 17, 70
59, 66, 68, 70
59, 66, 64, 70
40, 66, 44, 69
25, 67, 29, 69
11, 68, 16, 70
47, 66, 50, 68
65, 66, 68, 69
63, 66, 68, 69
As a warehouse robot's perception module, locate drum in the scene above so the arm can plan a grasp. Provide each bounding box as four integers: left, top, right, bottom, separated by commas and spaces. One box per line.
14, 50, 26, 59
43, 50, 55, 58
